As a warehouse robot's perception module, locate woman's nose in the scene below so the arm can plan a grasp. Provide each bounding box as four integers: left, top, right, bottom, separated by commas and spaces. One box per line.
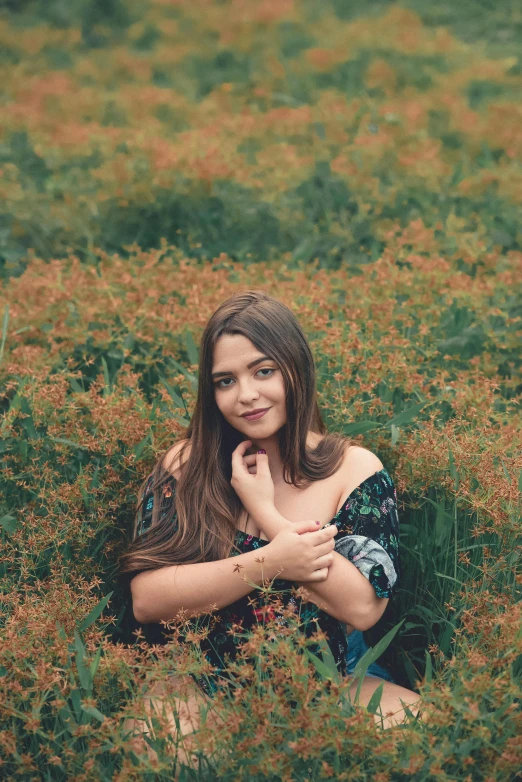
237, 381, 259, 403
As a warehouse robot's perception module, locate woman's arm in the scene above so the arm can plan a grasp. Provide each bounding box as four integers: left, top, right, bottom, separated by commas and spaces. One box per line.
131, 547, 282, 624
256, 506, 387, 631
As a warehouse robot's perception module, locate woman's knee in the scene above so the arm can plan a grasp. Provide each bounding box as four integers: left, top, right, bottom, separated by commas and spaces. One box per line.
342, 676, 421, 728
372, 680, 421, 727
123, 675, 206, 769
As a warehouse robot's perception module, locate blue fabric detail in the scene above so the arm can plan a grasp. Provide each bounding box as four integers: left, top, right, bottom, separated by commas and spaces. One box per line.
345, 630, 395, 682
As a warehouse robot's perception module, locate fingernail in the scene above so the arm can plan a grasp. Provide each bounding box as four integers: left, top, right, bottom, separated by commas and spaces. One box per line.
258, 449, 266, 454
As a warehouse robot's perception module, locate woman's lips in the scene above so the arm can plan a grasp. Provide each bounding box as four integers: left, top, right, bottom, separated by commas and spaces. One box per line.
242, 408, 270, 421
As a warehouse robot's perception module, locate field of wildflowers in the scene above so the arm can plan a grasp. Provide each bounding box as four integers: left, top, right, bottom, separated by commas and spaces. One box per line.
0, 0, 521, 779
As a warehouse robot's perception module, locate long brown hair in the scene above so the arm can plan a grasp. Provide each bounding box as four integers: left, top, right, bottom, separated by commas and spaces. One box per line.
119, 290, 350, 579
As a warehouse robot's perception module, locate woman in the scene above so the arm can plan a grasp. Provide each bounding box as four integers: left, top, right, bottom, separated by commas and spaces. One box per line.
119, 290, 419, 769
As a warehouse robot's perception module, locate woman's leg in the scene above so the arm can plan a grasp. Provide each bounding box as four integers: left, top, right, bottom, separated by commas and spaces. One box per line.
123, 673, 221, 776
345, 676, 421, 729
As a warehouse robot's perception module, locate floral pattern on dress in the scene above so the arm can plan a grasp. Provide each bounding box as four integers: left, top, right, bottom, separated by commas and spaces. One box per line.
324, 468, 400, 598
134, 467, 400, 697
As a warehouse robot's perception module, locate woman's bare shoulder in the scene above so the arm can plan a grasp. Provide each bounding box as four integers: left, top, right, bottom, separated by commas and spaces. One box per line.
162, 439, 192, 481
340, 444, 384, 484
329, 445, 384, 515
310, 433, 383, 469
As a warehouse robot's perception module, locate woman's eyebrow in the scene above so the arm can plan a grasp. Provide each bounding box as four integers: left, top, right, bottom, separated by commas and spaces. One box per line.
212, 356, 273, 379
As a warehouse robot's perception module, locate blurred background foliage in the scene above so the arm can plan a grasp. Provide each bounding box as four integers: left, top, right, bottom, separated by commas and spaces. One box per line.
0, 0, 521, 277
0, 0, 521, 779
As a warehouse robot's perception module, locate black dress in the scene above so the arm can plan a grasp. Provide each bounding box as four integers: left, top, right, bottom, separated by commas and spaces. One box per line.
131, 468, 400, 698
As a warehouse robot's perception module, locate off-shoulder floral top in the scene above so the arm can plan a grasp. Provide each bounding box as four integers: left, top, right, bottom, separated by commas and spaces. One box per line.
133, 467, 400, 698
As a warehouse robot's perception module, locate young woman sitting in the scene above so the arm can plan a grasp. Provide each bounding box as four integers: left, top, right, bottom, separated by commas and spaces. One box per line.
119, 290, 420, 770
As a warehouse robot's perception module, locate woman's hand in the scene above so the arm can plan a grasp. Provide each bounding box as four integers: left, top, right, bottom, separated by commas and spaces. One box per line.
266, 521, 338, 582
230, 440, 275, 520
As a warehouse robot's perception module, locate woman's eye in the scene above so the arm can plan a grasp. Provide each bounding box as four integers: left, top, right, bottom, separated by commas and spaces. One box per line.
216, 368, 275, 388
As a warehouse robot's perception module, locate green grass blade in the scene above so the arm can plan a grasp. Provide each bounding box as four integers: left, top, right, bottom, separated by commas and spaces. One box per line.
352, 621, 404, 702
388, 402, 426, 427
74, 631, 92, 692
100, 356, 111, 392
184, 329, 199, 365
366, 680, 385, 715
81, 704, 106, 723
0, 514, 20, 535
0, 305, 9, 366
424, 650, 433, 683
342, 421, 381, 436
78, 591, 114, 633
305, 648, 339, 682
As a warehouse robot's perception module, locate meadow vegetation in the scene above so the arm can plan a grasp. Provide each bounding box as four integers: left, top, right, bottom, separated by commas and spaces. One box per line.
0, 0, 521, 779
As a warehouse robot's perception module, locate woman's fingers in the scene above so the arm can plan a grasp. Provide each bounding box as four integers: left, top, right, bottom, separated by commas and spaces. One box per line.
310, 567, 329, 582
313, 552, 335, 568
231, 440, 252, 476
309, 527, 337, 558
234, 440, 252, 457
313, 540, 336, 557
241, 452, 258, 474
317, 525, 338, 543
304, 525, 337, 546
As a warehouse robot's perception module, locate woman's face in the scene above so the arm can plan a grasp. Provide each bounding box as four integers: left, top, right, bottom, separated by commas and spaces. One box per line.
212, 334, 287, 439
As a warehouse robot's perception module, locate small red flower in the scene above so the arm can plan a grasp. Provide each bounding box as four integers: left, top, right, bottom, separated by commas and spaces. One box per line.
253, 606, 277, 622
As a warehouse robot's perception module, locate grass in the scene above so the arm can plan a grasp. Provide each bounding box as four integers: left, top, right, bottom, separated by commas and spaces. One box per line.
0, 0, 521, 779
